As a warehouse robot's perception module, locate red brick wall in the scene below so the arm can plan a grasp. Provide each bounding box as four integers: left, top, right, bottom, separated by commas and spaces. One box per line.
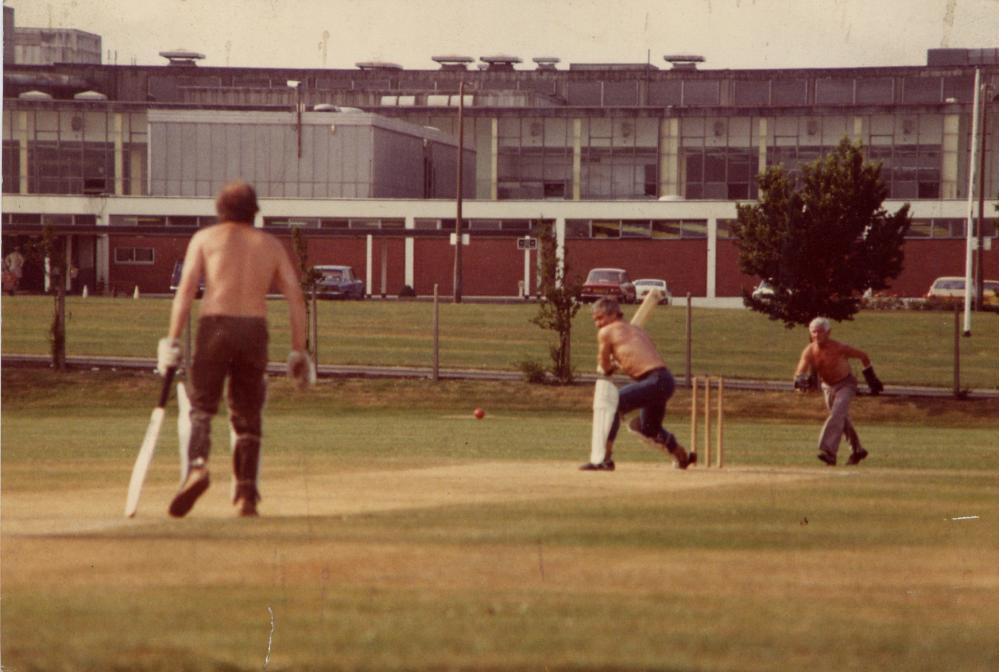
565, 239, 708, 297
109, 235, 191, 293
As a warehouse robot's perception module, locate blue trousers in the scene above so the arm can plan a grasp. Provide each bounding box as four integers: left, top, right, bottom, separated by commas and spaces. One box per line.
608, 367, 677, 450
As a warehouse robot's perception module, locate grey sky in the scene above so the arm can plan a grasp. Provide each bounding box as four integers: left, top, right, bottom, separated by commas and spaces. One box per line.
5, 0, 999, 70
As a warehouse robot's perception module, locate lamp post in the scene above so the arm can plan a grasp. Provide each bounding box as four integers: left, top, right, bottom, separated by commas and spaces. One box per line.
453, 80, 465, 303
974, 85, 997, 311
287, 80, 302, 159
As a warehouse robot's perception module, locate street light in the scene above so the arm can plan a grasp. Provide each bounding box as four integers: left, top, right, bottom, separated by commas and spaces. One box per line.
287, 80, 302, 159
974, 85, 998, 311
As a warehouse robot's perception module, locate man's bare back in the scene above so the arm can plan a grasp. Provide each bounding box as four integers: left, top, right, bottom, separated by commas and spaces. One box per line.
168, 222, 305, 349
597, 320, 666, 379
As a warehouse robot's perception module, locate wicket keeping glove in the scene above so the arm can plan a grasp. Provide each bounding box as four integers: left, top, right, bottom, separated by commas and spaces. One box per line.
157, 337, 181, 375
862, 366, 884, 396
793, 373, 812, 392
287, 350, 317, 390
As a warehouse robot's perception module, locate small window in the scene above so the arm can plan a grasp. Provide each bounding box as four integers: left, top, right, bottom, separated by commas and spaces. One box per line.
114, 247, 155, 265
592, 220, 621, 238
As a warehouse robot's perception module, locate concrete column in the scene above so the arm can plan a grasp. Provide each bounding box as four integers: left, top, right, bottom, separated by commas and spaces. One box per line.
555, 217, 566, 288
365, 234, 374, 296
659, 117, 680, 196
113, 112, 124, 195
706, 217, 717, 299
757, 118, 768, 176
96, 209, 110, 292
17, 110, 29, 194
404, 215, 415, 289
572, 119, 582, 200
941, 113, 960, 198
490, 118, 499, 200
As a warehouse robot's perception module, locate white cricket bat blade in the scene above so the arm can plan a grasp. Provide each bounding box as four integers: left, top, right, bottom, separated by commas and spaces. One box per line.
125, 407, 165, 517
630, 289, 662, 328
590, 378, 618, 464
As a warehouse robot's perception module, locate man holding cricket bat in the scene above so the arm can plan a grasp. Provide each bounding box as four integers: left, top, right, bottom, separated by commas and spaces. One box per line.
158, 180, 311, 517
581, 297, 692, 471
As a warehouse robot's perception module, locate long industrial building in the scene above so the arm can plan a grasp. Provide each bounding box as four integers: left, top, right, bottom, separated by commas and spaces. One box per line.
2, 7, 997, 299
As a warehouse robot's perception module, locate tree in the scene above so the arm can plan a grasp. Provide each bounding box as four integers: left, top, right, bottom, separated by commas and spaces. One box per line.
733, 138, 912, 327
291, 226, 321, 355
530, 222, 583, 383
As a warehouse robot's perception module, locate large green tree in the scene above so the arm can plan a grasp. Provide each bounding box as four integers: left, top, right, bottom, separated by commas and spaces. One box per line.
733, 138, 912, 327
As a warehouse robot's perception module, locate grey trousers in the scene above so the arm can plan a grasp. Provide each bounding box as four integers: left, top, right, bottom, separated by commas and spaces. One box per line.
819, 374, 863, 458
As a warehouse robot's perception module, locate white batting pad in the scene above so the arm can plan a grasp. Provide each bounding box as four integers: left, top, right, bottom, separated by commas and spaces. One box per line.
590, 377, 618, 464
176, 383, 191, 484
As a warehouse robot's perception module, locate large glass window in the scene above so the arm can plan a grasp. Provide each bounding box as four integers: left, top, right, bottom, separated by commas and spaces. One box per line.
497, 117, 572, 199
681, 116, 758, 200
580, 117, 658, 199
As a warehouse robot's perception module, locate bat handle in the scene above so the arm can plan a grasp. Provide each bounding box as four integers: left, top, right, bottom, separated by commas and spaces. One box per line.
158, 367, 177, 408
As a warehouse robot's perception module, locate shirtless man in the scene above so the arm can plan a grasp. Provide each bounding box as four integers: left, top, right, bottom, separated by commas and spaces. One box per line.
580, 297, 692, 471
794, 316, 883, 466
157, 181, 311, 517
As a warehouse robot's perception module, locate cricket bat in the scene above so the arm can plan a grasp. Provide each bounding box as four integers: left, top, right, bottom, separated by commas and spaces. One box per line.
124, 367, 176, 517
589, 289, 663, 464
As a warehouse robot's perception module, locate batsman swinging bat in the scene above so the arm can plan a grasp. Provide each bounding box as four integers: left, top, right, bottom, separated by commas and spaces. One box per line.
125, 367, 177, 517
589, 289, 663, 464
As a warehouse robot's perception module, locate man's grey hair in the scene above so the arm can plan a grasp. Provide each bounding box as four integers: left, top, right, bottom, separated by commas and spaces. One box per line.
809, 316, 831, 333
592, 297, 623, 318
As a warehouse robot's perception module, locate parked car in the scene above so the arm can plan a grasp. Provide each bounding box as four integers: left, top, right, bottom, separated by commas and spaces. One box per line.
750, 280, 775, 301
314, 264, 365, 300
925, 276, 999, 307
580, 267, 637, 304
633, 278, 671, 304
169, 261, 204, 298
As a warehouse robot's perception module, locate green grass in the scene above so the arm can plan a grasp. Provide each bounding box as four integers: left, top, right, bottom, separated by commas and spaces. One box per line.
3, 369, 999, 671
3, 295, 999, 389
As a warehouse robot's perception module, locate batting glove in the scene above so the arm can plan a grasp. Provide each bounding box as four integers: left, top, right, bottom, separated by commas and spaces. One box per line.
287, 350, 317, 390
157, 337, 182, 375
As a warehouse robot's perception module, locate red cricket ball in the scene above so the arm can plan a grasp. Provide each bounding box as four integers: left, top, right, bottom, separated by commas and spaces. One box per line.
474, 407, 485, 420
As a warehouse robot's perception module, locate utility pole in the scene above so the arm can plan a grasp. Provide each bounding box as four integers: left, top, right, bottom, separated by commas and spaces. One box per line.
453, 80, 465, 303
974, 83, 993, 311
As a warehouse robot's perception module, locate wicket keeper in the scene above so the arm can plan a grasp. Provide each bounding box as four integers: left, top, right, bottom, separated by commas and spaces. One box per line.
158, 180, 312, 517
582, 297, 692, 470
794, 316, 883, 466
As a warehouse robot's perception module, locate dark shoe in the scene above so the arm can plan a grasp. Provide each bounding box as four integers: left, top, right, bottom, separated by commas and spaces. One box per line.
234, 497, 258, 517
845, 448, 869, 466
669, 443, 692, 470
169, 466, 210, 517
579, 460, 615, 471
817, 451, 836, 467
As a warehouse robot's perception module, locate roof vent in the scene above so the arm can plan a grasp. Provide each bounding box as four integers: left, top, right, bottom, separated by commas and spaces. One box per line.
18, 90, 53, 100
74, 90, 108, 100
432, 55, 474, 71
533, 57, 560, 71
663, 54, 704, 70
313, 104, 364, 113
355, 61, 403, 70
479, 54, 522, 71
159, 49, 206, 66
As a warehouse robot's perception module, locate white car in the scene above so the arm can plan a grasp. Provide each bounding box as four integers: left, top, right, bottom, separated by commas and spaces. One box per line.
751, 280, 775, 301
633, 278, 671, 304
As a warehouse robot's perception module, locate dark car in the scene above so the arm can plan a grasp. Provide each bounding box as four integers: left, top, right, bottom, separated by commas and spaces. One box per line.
169, 261, 204, 297
314, 264, 365, 300
580, 267, 637, 304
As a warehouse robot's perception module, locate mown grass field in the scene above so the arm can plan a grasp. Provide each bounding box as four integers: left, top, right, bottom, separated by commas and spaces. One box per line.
3, 368, 998, 671
3, 294, 999, 389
